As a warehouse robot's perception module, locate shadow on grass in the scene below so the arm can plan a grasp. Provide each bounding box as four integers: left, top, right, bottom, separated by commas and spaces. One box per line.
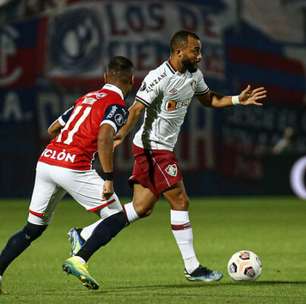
99, 280, 306, 294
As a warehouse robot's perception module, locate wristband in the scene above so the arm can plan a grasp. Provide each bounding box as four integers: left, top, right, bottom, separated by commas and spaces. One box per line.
102, 172, 114, 181
232, 95, 240, 105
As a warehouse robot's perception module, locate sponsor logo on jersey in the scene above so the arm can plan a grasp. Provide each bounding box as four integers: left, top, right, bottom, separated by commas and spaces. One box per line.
114, 113, 124, 126
145, 71, 167, 93
140, 81, 147, 91
82, 97, 97, 105
165, 99, 191, 111
41, 148, 76, 163
166, 100, 177, 111
165, 164, 177, 177
106, 105, 118, 119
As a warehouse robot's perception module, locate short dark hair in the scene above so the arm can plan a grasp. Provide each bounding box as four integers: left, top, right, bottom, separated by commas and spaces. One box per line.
170, 30, 200, 53
107, 56, 134, 83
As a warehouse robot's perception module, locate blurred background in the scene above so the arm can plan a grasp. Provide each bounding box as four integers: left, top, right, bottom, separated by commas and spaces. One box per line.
0, 0, 305, 198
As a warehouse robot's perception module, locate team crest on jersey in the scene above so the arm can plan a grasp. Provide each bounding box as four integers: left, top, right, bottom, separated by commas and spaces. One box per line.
165, 164, 178, 177
190, 80, 197, 91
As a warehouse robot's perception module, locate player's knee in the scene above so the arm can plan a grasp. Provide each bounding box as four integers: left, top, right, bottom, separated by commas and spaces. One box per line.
172, 193, 189, 210
134, 204, 154, 218
23, 222, 47, 241
141, 207, 154, 218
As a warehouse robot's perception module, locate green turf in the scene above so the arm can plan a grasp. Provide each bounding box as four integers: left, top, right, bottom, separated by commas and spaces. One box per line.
0, 197, 306, 304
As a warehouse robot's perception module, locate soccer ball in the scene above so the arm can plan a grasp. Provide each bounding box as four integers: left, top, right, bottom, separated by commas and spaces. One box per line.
227, 250, 262, 281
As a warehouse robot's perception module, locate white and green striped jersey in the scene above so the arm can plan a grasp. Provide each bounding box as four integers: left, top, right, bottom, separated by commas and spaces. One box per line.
133, 61, 209, 151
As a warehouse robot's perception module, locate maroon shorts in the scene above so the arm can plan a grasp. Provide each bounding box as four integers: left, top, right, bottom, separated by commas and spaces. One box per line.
129, 144, 183, 197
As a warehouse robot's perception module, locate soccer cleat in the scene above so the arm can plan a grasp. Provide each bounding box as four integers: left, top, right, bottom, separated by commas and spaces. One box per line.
67, 228, 85, 256
63, 256, 99, 290
184, 265, 223, 282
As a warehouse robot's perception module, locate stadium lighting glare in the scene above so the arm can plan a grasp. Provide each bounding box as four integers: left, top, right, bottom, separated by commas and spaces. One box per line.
0, 0, 12, 6
290, 156, 306, 200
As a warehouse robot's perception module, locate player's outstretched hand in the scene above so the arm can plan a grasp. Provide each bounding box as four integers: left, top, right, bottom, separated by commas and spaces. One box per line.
239, 85, 267, 106
102, 180, 114, 200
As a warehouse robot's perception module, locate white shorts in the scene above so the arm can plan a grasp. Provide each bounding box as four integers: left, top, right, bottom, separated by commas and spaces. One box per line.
28, 161, 122, 225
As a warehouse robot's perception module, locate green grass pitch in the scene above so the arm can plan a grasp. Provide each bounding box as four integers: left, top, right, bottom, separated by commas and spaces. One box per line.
0, 197, 305, 304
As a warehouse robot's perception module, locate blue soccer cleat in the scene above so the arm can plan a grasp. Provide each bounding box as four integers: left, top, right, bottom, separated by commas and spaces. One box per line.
184, 265, 223, 282
67, 228, 85, 256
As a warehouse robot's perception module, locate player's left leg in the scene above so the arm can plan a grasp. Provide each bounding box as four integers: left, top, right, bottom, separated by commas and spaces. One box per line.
0, 222, 47, 279
0, 162, 65, 286
163, 181, 223, 282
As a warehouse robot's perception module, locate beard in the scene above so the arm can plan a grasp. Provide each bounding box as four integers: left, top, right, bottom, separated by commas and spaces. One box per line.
182, 59, 198, 73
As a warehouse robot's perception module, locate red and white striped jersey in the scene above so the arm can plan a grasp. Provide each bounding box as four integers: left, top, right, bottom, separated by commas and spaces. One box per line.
39, 84, 128, 170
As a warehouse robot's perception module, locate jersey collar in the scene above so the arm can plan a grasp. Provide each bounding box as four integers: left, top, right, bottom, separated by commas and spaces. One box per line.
166, 60, 176, 74
103, 83, 124, 99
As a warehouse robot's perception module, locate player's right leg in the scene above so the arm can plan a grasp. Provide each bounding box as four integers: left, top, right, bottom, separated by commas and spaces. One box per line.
163, 181, 223, 282
67, 183, 158, 256
64, 184, 157, 288
60, 169, 129, 289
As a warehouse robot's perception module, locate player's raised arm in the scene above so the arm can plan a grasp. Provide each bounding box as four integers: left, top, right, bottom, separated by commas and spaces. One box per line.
196, 85, 267, 108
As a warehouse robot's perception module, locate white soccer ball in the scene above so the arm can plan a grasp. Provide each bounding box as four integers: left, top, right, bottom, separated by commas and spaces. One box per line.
227, 250, 262, 281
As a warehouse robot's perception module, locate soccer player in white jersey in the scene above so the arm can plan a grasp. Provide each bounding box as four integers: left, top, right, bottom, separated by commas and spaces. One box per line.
0, 56, 134, 293
68, 30, 267, 282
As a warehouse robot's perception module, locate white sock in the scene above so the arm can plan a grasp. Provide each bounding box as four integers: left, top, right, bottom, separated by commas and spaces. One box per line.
124, 202, 139, 223
80, 219, 102, 241
74, 255, 86, 264
171, 210, 200, 274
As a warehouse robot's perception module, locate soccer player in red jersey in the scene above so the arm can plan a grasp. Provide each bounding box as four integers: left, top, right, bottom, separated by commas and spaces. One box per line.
68, 31, 267, 283
0, 56, 134, 292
